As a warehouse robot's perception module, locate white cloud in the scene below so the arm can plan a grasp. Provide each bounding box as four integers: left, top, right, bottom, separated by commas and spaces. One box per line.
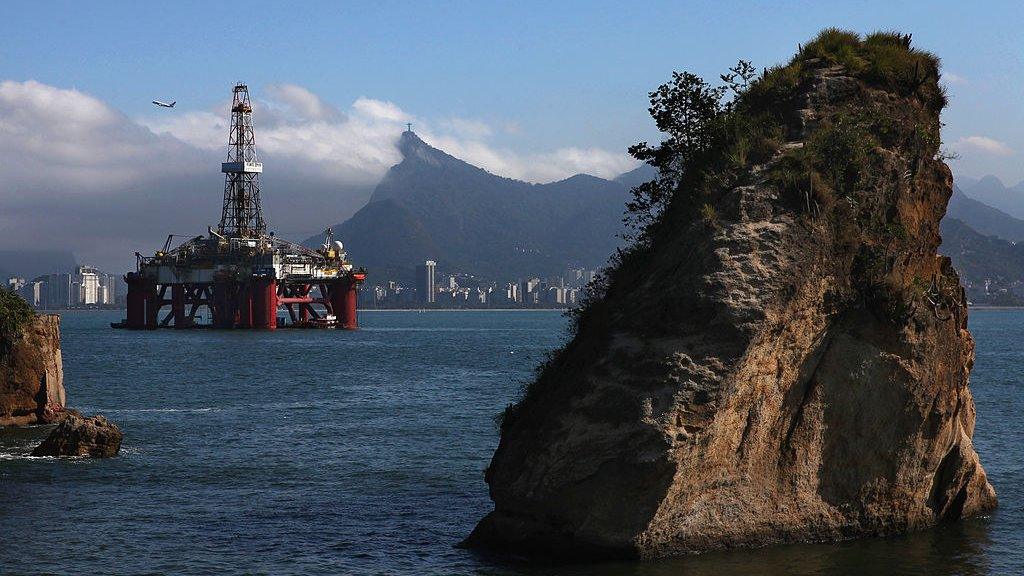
266, 84, 340, 121
423, 133, 636, 182
955, 135, 1014, 157
0, 80, 204, 191
350, 97, 409, 123
0, 79, 635, 270
943, 72, 967, 85
140, 86, 635, 184
437, 117, 493, 139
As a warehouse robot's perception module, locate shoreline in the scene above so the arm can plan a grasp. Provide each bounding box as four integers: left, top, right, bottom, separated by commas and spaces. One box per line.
360, 308, 569, 312
44, 306, 1024, 313
48, 308, 572, 313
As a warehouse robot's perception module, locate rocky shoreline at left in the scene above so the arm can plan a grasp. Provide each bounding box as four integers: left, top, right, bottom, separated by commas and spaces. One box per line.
1, 310, 122, 457
0, 313, 66, 426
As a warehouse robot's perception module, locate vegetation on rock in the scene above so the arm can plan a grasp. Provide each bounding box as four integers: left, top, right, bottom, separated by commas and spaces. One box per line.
0, 289, 35, 356
580, 29, 949, 340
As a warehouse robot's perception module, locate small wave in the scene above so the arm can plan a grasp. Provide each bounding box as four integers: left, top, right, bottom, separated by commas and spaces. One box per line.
84, 407, 224, 414
0, 452, 79, 462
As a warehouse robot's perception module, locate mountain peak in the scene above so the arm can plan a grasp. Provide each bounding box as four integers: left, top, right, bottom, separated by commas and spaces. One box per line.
315, 130, 631, 280
398, 129, 426, 149
978, 174, 1007, 188
395, 130, 460, 170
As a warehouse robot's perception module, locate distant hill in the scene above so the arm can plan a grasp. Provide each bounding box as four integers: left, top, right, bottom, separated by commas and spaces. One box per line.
956, 175, 1024, 220
0, 250, 77, 280
614, 163, 657, 189
309, 132, 630, 282
946, 185, 1024, 242
939, 218, 1024, 305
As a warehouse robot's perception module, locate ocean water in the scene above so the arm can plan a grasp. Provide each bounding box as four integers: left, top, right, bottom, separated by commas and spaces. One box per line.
0, 309, 1020, 575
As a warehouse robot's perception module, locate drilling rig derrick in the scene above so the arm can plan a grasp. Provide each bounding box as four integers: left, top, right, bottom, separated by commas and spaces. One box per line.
117, 83, 366, 331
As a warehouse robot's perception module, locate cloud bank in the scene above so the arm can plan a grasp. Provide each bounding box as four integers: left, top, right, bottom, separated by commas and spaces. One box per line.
0, 80, 635, 272
141, 83, 636, 184
954, 135, 1014, 157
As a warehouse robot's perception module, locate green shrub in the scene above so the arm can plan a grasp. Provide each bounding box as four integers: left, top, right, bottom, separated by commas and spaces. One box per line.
0, 289, 35, 354
700, 203, 718, 225
807, 113, 876, 194
798, 28, 867, 72
741, 63, 802, 116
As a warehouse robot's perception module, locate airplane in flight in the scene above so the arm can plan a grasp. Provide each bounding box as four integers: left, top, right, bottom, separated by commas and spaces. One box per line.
152, 100, 176, 108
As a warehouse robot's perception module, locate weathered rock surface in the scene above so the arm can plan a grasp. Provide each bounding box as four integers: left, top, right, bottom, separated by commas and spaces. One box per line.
0, 314, 66, 426
467, 38, 996, 559
31, 411, 122, 457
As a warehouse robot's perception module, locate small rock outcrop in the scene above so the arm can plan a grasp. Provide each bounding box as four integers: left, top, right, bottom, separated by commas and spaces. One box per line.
467, 30, 996, 559
0, 313, 66, 426
31, 411, 122, 458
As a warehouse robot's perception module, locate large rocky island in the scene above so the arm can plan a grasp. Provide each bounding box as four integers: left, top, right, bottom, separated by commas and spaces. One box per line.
466, 30, 996, 558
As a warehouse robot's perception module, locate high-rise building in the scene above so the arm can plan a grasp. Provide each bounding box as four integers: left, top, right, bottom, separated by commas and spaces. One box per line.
46, 273, 73, 309
566, 288, 579, 305
521, 277, 540, 298
505, 282, 519, 303
98, 273, 120, 305
77, 265, 100, 305
16, 279, 45, 308
583, 269, 596, 287
545, 286, 566, 304
416, 260, 437, 303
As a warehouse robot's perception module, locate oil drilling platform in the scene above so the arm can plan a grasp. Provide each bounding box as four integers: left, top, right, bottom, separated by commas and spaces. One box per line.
117, 83, 365, 331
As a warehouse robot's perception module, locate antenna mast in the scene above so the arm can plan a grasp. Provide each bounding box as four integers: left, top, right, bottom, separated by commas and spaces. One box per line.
218, 83, 266, 237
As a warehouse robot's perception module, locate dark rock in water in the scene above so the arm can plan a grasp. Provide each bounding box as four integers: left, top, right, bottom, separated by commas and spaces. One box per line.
466, 31, 996, 559
32, 412, 122, 458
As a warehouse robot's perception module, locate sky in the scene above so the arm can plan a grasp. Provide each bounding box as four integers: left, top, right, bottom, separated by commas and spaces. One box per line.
2, 0, 1023, 272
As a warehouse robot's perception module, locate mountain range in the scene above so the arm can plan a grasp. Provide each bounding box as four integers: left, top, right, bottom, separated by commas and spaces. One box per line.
955, 175, 1024, 221
307, 131, 636, 282
947, 185, 1024, 242
4, 131, 1024, 307
298, 131, 1024, 303
938, 182, 1024, 304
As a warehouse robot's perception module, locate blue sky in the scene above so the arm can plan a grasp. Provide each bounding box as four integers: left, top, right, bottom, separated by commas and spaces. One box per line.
2, 0, 1023, 269
4, 0, 1023, 177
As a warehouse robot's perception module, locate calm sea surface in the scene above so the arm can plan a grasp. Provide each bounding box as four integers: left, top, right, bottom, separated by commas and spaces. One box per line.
0, 309, 1020, 575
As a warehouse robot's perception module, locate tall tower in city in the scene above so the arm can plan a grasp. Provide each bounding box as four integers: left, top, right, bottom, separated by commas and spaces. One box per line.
417, 260, 437, 303
218, 83, 266, 238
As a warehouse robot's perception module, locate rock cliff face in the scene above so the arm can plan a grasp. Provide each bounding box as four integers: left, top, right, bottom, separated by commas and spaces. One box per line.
467, 32, 996, 559
0, 314, 66, 426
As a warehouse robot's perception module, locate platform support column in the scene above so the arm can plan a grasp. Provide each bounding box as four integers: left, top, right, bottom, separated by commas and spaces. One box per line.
125, 274, 147, 329
171, 285, 187, 329
238, 284, 253, 328
331, 277, 359, 330
252, 278, 277, 330
144, 284, 160, 330
212, 282, 234, 328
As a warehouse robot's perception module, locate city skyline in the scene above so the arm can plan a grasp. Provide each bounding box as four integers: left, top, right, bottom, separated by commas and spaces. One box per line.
371, 259, 598, 309
8, 265, 121, 309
